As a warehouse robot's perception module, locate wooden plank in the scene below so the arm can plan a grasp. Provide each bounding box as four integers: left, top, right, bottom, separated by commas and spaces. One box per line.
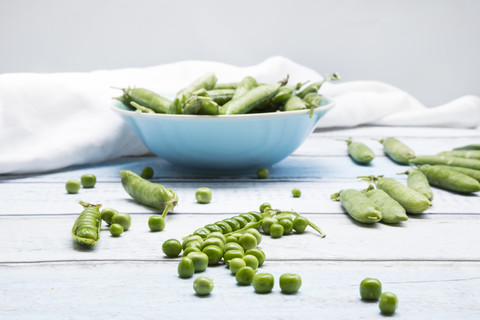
1, 214, 479, 263
1, 260, 478, 319
1, 179, 479, 215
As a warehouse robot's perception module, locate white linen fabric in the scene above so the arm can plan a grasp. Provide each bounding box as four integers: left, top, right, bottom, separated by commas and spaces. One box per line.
1, 56, 479, 174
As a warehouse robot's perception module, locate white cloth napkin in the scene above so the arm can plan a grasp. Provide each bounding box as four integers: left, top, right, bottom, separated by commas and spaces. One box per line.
1, 56, 479, 174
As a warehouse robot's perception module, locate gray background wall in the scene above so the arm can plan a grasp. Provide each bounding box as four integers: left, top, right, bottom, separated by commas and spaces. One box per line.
0, 0, 478, 106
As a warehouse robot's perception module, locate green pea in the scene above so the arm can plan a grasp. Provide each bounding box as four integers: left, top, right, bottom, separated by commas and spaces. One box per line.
213, 221, 232, 234
182, 247, 201, 257
257, 168, 269, 179
80, 174, 96, 188
202, 237, 225, 251
339, 138, 375, 165
239, 233, 258, 251
100, 208, 117, 225
239, 213, 256, 223
109, 223, 124, 237
275, 213, 293, 221
418, 164, 480, 193
375, 177, 432, 214
245, 248, 266, 266
365, 189, 408, 224
236, 266, 257, 285
259, 202, 271, 213
186, 240, 203, 250
293, 216, 310, 233
193, 276, 214, 296
148, 215, 165, 232
111, 212, 132, 231
225, 235, 239, 243
204, 224, 223, 233
291, 188, 301, 198
162, 239, 182, 258
242, 254, 259, 270
278, 219, 293, 235
206, 232, 226, 244
269, 223, 284, 238
66, 180, 81, 194
261, 217, 278, 235
232, 216, 248, 228
223, 218, 241, 231
252, 273, 274, 294
140, 166, 154, 179
202, 245, 224, 265
379, 292, 398, 315
223, 250, 244, 265
332, 189, 383, 223
195, 187, 212, 204
376, 137, 415, 165
405, 167, 434, 200
229, 257, 247, 274
178, 257, 195, 279
187, 252, 209, 273
360, 278, 382, 300
182, 235, 204, 250
279, 273, 302, 294
224, 242, 244, 253
245, 228, 262, 245
193, 227, 210, 239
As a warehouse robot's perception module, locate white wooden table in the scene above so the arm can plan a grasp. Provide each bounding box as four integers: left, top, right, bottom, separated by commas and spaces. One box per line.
1, 126, 480, 319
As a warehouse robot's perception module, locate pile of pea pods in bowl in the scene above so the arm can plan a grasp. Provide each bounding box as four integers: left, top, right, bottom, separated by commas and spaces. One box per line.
111, 73, 338, 173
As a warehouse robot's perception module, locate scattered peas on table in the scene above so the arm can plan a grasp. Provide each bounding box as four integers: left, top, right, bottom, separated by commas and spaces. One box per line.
148, 215, 165, 232
256, 168, 269, 179
109, 223, 124, 237
279, 273, 302, 294
80, 174, 96, 188
195, 187, 212, 204
291, 188, 301, 198
193, 276, 214, 296
379, 292, 398, 315
359, 278, 382, 300
140, 166, 154, 179
65, 180, 81, 194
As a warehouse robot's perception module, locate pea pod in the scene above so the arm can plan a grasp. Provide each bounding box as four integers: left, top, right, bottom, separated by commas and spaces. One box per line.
417, 165, 480, 193
233, 76, 258, 99
364, 188, 408, 223
116, 87, 172, 114
296, 73, 341, 98
375, 137, 416, 165
72, 201, 102, 246
205, 89, 235, 105
438, 150, 480, 160
220, 83, 284, 115
432, 165, 480, 181
331, 189, 382, 223
400, 168, 434, 200
361, 176, 431, 214
453, 144, 480, 151
284, 95, 306, 111
214, 82, 239, 90
409, 155, 480, 170
176, 72, 217, 102
338, 138, 375, 165
130, 101, 155, 114
120, 170, 178, 218
303, 92, 322, 118
272, 85, 295, 104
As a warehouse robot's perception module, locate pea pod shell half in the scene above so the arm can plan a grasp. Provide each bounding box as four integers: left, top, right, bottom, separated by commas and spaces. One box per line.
72, 203, 102, 246
381, 137, 416, 165
407, 168, 433, 200
376, 178, 431, 214
418, 165, 480, 193
365, 189, 408, 223
338, 189, 382, 223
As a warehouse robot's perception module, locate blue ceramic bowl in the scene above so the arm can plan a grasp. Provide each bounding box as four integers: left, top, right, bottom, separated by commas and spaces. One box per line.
112, 96, 334, 173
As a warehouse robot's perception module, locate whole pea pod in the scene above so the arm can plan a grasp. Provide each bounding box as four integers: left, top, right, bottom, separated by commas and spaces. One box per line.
432, 165, 480, 181
409, 155, 480, 171
303, 92, 323, 118
72, 201, 102, 246
364, 188, 408, 223
338, 138, 375, 165
120, 170, 178, 217
437, 150, 480, 160
361, 176, 431, 214
220, 82, 285, 115
375, 137, 416, 165
417, 165, 480, 194
296, 73, 341, 98
205, 89, 235, 105
453, 144, 480, 151
284, 95, 306, 111
331, 189, 382, 223
233, 76, 258, 99
116, 87, 172, 114
272, 85, 296, 104
400, 168, 433, 200
176, 72, 217, 102
214, 82, 239, 90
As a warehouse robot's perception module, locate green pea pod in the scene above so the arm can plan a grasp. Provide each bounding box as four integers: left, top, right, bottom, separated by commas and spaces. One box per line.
113, 95, 133, 109
409, 155, 480, 170
214, 82, 239, 90
220, 83, 283, 115
331, 189, 382, 223
129, 101, 155, 114
303, 92, 323, 118
365, 188, 408, 223
182, 97, 203, 115
438, 150, 480, 160
233, 76, 258, 99
375, 137, 416, 165
168, 98, 183, 114
72, 201, 102, 246
417, 165, 480, 193
297, 81, 323, 98
284, 95, 306, 111
433, 165, 480, 181
367, 177, 431, 214
118, 87, 172, 114
453, 144, 480, 150
120, 170, 178, 218
272, 85, 295, 104
205, 89, 235, 105
176, 72, 218, 102
402, 168, 434, 200
338, 138, 375, 165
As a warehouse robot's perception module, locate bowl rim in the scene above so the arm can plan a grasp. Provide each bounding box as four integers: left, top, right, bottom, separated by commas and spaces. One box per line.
110, 95, 335, 119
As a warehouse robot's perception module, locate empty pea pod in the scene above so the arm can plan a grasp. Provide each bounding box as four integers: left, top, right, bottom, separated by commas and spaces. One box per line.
338, 138, 375, 165
115, 87, 172, 114
72, 201, 102, 246
409, 155, 480, 170
364, 187, 408, 223
374, 137, 416, 165
437, 150, 480, 160
331, 189, 382, 223
417, 165, 480, 193
400, 167, 434, 200
176, 72, 218, 102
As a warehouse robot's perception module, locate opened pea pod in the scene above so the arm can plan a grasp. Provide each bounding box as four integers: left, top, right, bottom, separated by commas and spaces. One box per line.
72, 201, 102, 246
